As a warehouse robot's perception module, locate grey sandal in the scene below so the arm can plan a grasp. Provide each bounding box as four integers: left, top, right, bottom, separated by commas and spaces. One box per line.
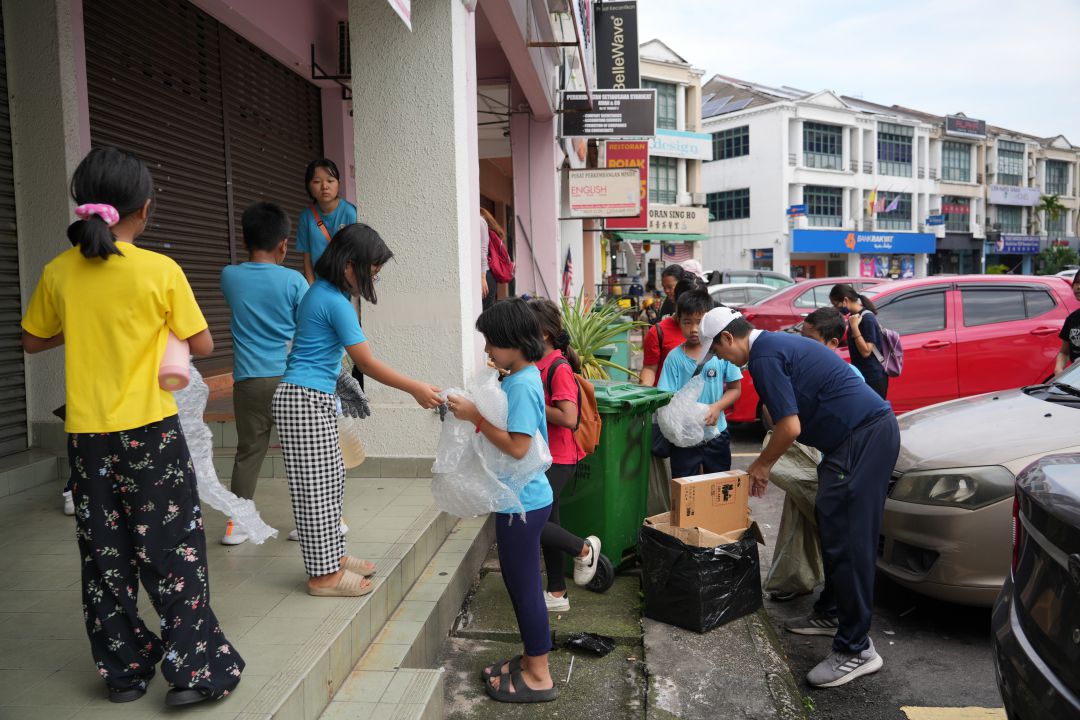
479, 655, 521, 682
484, 665, 558, 704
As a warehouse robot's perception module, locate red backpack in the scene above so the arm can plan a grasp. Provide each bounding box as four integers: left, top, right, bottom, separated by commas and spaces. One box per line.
488, 230, 515, 283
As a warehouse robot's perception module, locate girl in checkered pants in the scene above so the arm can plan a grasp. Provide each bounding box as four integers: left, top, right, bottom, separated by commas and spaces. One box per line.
272, 224, 442, 597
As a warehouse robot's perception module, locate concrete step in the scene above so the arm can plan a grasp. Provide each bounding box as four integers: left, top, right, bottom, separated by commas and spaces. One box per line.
321, 514, 495, 719
0, 449, 61, 498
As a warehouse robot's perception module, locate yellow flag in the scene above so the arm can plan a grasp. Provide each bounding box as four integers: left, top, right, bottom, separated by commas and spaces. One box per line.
866, 189, 877, 216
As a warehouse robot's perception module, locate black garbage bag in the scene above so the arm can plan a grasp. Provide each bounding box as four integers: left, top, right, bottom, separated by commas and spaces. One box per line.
639, 523, 762, 633
562, 632, 616, 657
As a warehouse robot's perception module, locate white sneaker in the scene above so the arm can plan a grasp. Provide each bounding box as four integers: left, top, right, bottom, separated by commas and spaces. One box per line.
62, 490, 75, 516
221, 519, 248, 546
573, 536, 601, 586
288, 520, 348, 542
544, 591, 570, 612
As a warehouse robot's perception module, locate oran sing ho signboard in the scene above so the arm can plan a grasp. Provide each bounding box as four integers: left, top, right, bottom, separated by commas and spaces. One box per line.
603, 141, 648, 230
568, 168, 641, 218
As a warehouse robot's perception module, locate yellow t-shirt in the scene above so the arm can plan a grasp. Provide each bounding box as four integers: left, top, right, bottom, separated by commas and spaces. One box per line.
22, 242, 207, 433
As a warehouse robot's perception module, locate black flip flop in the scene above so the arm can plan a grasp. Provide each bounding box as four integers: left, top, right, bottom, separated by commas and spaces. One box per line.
165, 687, 211, 706
108, 686, 146, 703
479, 654, 521, 682
485, 665, 558, 704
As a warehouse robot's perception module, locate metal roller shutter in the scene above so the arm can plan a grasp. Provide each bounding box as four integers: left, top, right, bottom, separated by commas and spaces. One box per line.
85, 0, 234, 371
0, 1, 28, 457
220, 28, 323, 275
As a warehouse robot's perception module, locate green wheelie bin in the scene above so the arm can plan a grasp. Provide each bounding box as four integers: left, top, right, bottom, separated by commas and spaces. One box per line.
557, 381, 671, 590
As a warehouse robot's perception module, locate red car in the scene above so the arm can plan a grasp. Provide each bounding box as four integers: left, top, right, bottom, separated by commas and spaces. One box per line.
727, 274, 1080, 422
732, 276, 889, 331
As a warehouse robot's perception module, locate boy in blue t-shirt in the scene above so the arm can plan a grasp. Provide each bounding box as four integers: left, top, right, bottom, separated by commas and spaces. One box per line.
220, 202, 308, 544
658, 289, 743, 478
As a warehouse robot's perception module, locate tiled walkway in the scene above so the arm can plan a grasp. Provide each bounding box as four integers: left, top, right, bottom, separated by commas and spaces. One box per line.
0, 473, 442, 719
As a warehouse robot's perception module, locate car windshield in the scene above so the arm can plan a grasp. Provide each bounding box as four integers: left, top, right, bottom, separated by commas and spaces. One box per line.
1055, 364, 1080, 393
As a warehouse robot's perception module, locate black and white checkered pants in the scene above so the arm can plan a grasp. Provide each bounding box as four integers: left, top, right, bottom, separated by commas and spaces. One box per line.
272, 382, 345, 577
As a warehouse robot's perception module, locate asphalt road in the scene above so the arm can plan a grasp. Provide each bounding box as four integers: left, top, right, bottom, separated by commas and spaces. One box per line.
729, 423, 1004, 720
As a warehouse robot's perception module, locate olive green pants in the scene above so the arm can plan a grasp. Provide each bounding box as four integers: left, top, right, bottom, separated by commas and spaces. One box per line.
230, 377, 281, 500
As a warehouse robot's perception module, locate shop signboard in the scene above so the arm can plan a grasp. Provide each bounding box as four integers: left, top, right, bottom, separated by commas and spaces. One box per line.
988, 184, 1041, 206
594, 1, 639, 89
647, 205, 708, 234
926, 214, 946, 226
648, 129, 712, 161
945, 115, 987, 140
786, 204, 807, 216
568, 168, 640, 218
793, 229, 936, 254
560, 89, 657, 138
603, 140, 649, 230
997, 235, 1040, 253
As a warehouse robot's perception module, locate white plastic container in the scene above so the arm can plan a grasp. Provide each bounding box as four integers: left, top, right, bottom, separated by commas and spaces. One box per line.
159, 332, 190, 391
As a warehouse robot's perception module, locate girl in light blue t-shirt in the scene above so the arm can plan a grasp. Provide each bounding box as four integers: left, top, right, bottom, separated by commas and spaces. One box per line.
446, 298, 558, 704
297, 158, 358, 284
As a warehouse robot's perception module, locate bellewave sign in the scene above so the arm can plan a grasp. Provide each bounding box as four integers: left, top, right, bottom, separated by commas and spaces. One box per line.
647, 205, 709, 235
568, 168, 641, 218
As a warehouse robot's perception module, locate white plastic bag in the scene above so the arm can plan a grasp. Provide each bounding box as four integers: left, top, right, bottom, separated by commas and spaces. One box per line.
431, 367, 552, 518
656, 375, 720, 448
175, 365, 278, 544
338, 417, 366, 469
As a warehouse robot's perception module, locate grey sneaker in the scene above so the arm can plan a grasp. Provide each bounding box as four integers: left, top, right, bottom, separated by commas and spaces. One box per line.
784, 612, 839, 636
806, 639, 883, 688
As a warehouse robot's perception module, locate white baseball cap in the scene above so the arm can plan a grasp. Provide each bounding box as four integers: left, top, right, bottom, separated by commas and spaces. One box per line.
700, 306, 743, 343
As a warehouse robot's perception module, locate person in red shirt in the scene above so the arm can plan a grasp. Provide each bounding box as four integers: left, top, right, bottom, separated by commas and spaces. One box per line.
640, 277, 705, 387
528, 299, 602, 612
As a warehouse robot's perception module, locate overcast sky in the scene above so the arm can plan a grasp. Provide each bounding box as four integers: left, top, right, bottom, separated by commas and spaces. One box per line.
635, 0, 1080, 143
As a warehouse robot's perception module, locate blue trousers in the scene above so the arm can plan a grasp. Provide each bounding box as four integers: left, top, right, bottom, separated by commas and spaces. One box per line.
496, 505, 553, 657
813, 411, 900, 654
669, 431, 732, 479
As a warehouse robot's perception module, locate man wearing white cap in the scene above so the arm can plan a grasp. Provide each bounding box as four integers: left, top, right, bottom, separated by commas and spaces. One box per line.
701, 307, 900, 689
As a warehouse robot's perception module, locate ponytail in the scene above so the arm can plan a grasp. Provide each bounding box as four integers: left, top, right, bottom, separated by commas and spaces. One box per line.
67, 147, 155, 261
527, 298, 581, 373
554, 329, 583, 374
858, 294, 878, 314
829, 283, 877, 314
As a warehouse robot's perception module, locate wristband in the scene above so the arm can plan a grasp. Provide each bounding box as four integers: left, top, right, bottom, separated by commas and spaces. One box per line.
475, 417, 486, 434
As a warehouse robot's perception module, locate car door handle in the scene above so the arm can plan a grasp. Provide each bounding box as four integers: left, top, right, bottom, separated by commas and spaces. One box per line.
1030, 327, 1058, 337
922, 340, 953, 350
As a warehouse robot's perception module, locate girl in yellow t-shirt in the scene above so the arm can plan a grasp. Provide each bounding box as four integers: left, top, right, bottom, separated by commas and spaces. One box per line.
20, 148, 243, 709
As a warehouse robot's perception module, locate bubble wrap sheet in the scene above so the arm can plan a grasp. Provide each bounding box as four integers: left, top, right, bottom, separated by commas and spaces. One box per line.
431, 367, 552, 518
175, 364, 278, 543
656, 375, 720, 448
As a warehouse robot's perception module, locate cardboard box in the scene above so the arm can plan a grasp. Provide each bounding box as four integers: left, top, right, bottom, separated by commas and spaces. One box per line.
644, 512, 764, 549
670, 471, 751, 535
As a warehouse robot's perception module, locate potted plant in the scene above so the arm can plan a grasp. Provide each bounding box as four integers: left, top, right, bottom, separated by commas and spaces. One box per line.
559, 292, 646, 380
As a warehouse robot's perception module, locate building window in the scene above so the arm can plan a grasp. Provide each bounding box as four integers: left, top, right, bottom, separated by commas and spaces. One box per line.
997, 205, 1022, 234
706, 189, 750, 221
875, 191, 912, 230
803, 122, 843, 170
805, 185, 843, 227
644, 80, 677, 130
997, 140, 1025, 186
877, 122, 913, 177
710, 126, 749, 161
943, 196, 971, 232
649, 156, 677, 204
1047, 212, 1067, 236
942, 141, 971, 182
1046, 160, 1069, 196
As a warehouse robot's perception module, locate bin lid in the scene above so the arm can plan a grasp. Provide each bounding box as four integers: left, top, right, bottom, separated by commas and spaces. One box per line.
589, 381, 672, 413
593, 344, 617, 360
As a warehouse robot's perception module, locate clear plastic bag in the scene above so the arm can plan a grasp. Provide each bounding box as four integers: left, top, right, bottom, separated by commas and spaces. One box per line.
656, 375, 719, 448
338, 417, 366, 469
174, 365, 278, 544
431, 367, 552, 518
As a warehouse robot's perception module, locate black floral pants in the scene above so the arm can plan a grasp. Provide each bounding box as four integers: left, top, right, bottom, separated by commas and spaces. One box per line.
69, 415, 244, 697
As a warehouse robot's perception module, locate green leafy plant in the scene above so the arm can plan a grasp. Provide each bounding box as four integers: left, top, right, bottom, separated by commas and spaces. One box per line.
1030, 194, 1066, 234
1037, 244, 1079, 275
986, 264, 1010, 275
559, 292, 646, 380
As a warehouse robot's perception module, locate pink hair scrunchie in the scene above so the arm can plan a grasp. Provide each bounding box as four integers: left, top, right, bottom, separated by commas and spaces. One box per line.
74, 203, 120, 227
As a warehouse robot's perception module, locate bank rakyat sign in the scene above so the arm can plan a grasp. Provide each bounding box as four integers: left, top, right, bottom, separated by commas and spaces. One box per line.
793, 229, 936, 254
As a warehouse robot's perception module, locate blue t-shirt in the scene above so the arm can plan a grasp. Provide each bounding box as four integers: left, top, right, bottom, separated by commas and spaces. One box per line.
657, 345, 743, 434
846, 310, 886, 382
221, 263, 308, 381
749, 332, 890, 455
297, 200, 358, 270
499, 365, 553, 514
282, 279, 365, 394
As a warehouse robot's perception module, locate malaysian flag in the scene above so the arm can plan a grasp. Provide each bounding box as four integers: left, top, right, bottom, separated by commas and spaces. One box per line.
562, 247, 573, 298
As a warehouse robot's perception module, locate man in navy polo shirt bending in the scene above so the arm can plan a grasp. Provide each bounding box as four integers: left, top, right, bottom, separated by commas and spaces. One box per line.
702, 307, 900, 689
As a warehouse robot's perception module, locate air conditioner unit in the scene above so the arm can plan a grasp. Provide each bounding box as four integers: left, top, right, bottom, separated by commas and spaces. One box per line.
692, 192, 707, 205
992, 223, 1002, 231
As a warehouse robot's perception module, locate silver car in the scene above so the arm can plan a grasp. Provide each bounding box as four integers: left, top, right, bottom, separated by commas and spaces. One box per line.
878, 363, 1080, 606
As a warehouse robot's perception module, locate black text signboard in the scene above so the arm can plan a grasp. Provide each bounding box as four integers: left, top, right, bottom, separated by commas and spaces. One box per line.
594, 1, 639, 89
560, 89, 656, 138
